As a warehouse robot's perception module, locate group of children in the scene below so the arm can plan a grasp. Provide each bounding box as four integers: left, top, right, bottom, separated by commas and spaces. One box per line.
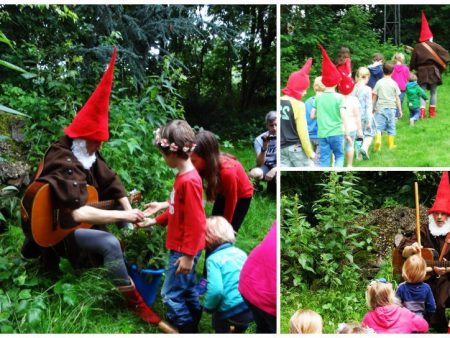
287, 45, 429, 168
290, 253, 436, 333
139, 119, 274, 333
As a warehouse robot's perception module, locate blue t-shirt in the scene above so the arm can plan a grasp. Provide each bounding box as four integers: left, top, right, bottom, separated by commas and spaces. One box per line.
304, 96, 318, 139
396, 282, 436, 317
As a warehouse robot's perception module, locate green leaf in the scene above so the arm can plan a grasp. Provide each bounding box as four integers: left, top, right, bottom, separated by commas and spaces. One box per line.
18, 289, 32, 300
27, 307, 43, 324
0, 32, 13, 48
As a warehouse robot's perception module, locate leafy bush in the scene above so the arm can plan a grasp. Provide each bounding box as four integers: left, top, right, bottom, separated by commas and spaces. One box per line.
123, 227, 167, 270
281, 172, 376, 289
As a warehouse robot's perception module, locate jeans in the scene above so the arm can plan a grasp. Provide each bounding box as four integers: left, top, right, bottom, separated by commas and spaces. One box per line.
409, 107, 420, 121
161, 250, 202, 326
319, 135, 344, 167
374, 108, 396, 135
396, 91, 405, 118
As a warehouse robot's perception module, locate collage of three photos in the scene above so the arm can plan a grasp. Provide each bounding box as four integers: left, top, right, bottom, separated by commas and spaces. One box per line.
0, 3, 449, 335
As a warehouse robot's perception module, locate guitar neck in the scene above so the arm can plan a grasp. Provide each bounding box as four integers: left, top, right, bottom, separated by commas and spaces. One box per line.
426, 260, 450, 268
87, 200, 115, 210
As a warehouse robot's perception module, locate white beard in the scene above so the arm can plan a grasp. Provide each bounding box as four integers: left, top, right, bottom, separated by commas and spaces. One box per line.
429, 214, 450, 237
71, 138, 97, 170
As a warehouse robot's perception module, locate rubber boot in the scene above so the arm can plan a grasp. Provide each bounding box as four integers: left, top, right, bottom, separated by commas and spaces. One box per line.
419, 107, 426, 119
387, 135, 397, 149
373, 133, 382, 152
118, 278, 177, 333
429, 105, 437, 118
360, 136, 372, 160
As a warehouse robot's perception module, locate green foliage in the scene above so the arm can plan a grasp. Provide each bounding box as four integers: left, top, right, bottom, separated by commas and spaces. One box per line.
281, 172, 376, 289
123, 228, 166, 270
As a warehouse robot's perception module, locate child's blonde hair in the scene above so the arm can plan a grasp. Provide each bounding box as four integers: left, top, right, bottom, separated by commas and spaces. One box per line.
154, 120, 196, 159
392, 52, 405, 63
289, 309, 323, 334
408, 73, 418, 82
402, 254, 427, 283
366, 279, 398, 309
336, 322, 374, 334
372, 53, 384, 62
314, 76, 326, 93
355, 67, 370, 82
206, 216, 236, 248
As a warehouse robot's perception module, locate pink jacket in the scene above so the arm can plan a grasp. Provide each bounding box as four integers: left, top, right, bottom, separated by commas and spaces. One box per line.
362, 304, 428, 333
391, 64, 411, 91
238, 222, 276, 316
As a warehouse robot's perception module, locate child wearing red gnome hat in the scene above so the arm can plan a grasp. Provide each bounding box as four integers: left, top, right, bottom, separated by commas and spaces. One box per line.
20, 47, 175, 333
410, 11, 449, 119
311, 45, 351, 167
280, 58, 315, 167
337, 75, 362, 167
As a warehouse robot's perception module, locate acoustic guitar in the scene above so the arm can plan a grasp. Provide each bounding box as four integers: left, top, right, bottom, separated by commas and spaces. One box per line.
392, 247, 450, 280
21, 181, 141, 248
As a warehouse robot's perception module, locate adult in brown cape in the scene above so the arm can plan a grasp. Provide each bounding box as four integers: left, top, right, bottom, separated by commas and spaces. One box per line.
410, 11, 449, 119
20, 47, 175, 333
399, 172, 450, 332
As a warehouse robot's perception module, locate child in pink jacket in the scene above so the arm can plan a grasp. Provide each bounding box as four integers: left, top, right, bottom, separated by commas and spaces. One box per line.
362, 278, 428, 333
391, 52, 410, 118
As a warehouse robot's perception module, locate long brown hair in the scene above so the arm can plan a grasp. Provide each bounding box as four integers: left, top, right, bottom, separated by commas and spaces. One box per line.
194, 130, 221, 201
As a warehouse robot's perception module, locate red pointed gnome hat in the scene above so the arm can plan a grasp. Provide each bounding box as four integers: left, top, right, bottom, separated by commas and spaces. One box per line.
337, 75, 355, 95
319, 44, 341, 87
64, 47, 117, 142
428, 172, 450, 215
281, 58, 313, 100
419, 11, 433, 42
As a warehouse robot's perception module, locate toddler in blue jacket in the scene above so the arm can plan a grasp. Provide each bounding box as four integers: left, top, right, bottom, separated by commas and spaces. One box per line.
203, 216, 253, 333
396, 254, 436, 319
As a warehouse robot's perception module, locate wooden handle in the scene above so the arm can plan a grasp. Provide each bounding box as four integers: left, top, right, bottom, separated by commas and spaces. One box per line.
415, 182, 421, 255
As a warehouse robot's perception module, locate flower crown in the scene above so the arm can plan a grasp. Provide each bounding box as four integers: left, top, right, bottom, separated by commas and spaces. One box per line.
154, 128, 196, 153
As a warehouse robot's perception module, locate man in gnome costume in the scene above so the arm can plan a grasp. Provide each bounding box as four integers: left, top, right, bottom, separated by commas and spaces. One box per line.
280, 58, 315, 167
399, 172, 450, 332
311, 45, 351, 167
410, 11, 449, 119
20, 47, 175, 333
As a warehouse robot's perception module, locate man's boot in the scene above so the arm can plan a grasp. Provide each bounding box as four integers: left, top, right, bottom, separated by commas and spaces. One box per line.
387, 135, 397, 149
419, 107, 426, 119
373, 133, 382, 152
118, 278, 177, 333
429, 105, 437, 118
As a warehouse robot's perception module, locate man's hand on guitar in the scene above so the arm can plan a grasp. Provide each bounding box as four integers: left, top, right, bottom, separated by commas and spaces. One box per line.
122, 209, 145, 223
434, 261, 450, 277
143, 201, 169, 217
403, 242, 422, 257
136, 217, 157, 229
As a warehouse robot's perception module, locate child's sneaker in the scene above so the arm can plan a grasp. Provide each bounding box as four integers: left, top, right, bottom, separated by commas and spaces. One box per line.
359, 148, 369, 160
195, 278, 207, 296
409, 118, 415, 126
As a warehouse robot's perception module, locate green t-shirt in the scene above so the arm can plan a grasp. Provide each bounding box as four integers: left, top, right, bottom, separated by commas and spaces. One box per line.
373, 77, 400, 111
313, 91, 345, 138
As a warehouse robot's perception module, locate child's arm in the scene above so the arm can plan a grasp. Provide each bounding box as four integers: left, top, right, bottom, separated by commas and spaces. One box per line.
396, 95, 403, 118
426, 286, 437, 314
143, 201, 169, 217
310, 107, 316, 120
290, 98, 315, 159
340, 107, 352, 144
203, 259, 224, 312
419, 87, 429, 101
372, 93, 378, 112
354, 101, 363, 138
175, 255, 195, 274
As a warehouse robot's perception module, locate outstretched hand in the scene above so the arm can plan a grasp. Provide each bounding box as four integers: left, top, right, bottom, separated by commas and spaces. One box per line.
136, 217, 157, 229
143, 201, 169, 217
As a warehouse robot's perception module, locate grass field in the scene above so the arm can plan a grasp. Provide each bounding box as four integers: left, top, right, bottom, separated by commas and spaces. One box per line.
354, 73, 450, 167
0, 143, 276, 333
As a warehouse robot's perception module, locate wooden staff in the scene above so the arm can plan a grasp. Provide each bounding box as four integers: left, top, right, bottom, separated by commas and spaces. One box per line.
415, 182, 422, 256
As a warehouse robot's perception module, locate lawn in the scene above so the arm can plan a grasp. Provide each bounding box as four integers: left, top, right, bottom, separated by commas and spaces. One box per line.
354, 73, 450, 167
0, 143, 276, 333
